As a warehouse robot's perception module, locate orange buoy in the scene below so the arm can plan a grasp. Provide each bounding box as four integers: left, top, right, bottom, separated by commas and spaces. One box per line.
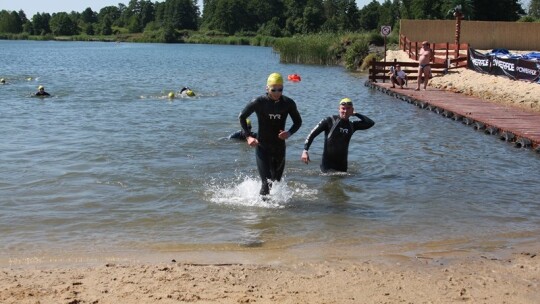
287, 74, 301, 82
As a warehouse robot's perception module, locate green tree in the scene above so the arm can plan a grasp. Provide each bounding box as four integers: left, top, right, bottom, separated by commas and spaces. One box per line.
157, 0, 199, 30
0, 10, 23, 33
282, 0, 307, 35
205, 0, 248, 34
441, 0, 474, 20
529, 0, 540, 18
139, 0, 156, 29
301, 0, 325, 34
50, 12, 79, 35
359, 0, 381, 31
100, 16, 113, 35
18, 10, 29, 24
320, 0, 360, 33
32, 12, 51, 35
81, 7, 98, 23
85, 23, 95, 35
472, 0, 524, 21
342, 0, 361, 31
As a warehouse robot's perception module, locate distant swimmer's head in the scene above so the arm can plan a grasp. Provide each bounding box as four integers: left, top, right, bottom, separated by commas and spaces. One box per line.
186, 89, 195, 97
38, 85, 44, 91
168, 92, 175, 99
246, 118, 252, 129
0, 78, 5, 84
267, 73, 283, 86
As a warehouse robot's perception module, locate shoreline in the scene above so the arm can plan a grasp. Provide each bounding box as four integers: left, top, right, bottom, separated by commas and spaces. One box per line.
2, 240, 539, 303
1, 243, 538, 303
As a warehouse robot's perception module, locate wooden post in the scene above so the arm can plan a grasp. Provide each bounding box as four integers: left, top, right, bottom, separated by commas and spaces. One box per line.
371, 58, 376, 82
454, 7, 463, 59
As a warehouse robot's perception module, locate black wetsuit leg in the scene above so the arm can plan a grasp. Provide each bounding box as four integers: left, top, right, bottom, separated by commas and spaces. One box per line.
256, 145, 285, 195
320, 158, 347, 173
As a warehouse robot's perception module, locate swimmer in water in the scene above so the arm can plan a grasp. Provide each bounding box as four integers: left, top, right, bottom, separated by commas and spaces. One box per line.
180, 87, 195, 97
301, 97, 374, 173
35, 85, 50, 96
229, 119, 257, 140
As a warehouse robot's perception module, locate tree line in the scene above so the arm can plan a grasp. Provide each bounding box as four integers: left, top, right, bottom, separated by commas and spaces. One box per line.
0, 0, 537, 38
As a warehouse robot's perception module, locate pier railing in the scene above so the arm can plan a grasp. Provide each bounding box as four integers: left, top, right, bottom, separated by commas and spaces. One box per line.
369, 59, 449, 83
370, 35, 469, 83
400, 34, 469, 68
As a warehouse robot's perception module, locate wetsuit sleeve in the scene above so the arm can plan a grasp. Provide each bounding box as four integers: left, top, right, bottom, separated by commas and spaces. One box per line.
352, 113, 375, 130
303, 117, 329, 151
238, 99, 257, 137
229, 130, 244, 140
287, 102, 302, 136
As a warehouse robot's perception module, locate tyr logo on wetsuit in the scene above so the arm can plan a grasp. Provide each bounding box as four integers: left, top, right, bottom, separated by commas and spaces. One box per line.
269, 114, 282, 119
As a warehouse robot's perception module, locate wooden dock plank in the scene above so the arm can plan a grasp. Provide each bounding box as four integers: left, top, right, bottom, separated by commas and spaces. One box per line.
366, 81, 540, 151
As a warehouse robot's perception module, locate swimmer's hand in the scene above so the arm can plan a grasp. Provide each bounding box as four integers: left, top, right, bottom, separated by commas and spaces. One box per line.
301, 150, 310, 164
278, 130, 290, 140
247, 136, 259, 147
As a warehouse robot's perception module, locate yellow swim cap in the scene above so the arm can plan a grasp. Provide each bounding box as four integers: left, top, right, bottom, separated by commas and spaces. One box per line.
38, 85, 44, 90
339, 97, 353, 105
168, 92, 175, 98
186, 90, 195, 97
267, 73, 283, 86
246, 118, 251, 126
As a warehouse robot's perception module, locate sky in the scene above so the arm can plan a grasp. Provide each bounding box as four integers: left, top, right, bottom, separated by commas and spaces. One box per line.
0, 0, 531, 18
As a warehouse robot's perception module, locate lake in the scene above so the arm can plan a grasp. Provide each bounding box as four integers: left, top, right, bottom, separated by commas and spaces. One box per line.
1, 40, 539, 265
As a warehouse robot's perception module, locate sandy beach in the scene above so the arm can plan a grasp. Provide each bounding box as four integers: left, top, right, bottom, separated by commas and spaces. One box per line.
385, 50, 540, 113
2, 50, 539, 304
1, 248, 539, 303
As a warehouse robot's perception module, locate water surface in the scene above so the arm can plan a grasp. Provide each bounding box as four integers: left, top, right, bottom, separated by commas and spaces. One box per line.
1, 40, 539, 265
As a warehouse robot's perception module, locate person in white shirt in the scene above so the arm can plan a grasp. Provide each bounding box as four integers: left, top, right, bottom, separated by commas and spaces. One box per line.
389, 64, 407, 89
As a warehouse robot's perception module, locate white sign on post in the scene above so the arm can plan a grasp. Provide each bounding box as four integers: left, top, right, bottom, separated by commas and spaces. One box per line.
380, 26, 391, 83
380, 25, 391, 36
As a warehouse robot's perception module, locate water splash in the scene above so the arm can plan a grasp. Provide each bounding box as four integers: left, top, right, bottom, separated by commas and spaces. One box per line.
205, 174, 317, 208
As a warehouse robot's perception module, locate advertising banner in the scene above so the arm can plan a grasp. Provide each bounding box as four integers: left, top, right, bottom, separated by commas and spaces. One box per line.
468, 48, 539, 83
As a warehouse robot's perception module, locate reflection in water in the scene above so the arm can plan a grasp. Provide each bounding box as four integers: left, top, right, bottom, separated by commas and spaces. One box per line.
321, 176, 350, 205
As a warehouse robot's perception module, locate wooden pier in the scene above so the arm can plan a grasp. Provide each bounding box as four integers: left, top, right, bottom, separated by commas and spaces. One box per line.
365, 80, 540, 152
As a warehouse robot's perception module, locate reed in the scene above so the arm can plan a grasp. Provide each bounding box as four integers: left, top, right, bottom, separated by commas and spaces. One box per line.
272, 33, 372, 67
272, 34, 341, 65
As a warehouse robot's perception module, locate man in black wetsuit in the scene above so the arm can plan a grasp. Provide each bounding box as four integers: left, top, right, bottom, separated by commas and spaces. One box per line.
35, 85, 50, 96
301, 97, 374, 173
238, 72, 302, 196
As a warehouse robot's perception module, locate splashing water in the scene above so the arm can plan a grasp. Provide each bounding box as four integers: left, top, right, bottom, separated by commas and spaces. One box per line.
205, 174, 317, 208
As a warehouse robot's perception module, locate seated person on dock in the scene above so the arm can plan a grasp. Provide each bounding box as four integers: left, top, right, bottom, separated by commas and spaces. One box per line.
389, 64, 407, 88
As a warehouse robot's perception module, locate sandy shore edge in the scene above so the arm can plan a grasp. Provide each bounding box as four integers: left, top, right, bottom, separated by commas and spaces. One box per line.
1, 245, 539, 303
